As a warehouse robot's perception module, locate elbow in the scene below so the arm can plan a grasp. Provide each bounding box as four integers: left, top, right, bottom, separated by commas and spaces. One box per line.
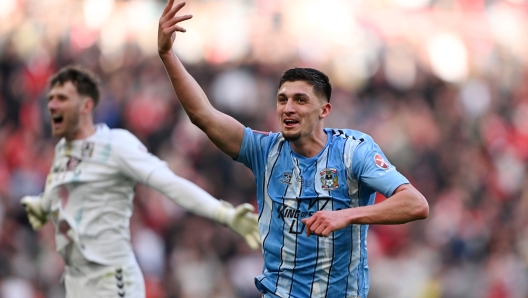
188, 113, 209, 131
187, 108, 214, 131
188, 113, 203, 127
412, 195, 429, 220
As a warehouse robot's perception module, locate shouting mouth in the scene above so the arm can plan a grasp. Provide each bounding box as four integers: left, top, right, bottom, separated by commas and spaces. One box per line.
283, 119, 299, 129
51, 114, 64, 128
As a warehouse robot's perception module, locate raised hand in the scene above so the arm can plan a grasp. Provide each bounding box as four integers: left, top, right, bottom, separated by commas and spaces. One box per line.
158, 0, 193, 55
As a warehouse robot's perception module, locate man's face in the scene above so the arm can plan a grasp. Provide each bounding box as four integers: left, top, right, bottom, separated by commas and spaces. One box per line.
276, 80, 329, 141
47, 81, 86, 139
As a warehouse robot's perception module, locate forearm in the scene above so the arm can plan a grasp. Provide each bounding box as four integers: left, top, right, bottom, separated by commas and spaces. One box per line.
159, 50, 214, 128
346, 186, 428, 225
159, 50, 244, 158
146, 166, 225, 222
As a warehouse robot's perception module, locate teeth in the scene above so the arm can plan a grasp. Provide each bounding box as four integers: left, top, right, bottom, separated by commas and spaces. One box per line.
52, 115, 62, 120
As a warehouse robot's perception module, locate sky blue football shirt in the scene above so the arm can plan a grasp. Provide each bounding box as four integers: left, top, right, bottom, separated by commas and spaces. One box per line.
237, 127, 409, 298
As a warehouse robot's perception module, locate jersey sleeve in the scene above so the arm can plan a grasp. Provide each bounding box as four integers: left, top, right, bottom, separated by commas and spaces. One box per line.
349, 137, 409, 197
111, 130, 167, 184
111, 130, 226, 220
236, 127, 273, 175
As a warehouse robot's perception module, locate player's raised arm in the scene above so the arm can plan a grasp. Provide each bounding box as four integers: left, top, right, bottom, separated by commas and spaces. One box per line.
158, 0, 245, 159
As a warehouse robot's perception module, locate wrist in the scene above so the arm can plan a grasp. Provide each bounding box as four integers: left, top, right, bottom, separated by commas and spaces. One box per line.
343, 208, 360, 225
213, 201, 235, 226
158, 49, 174, 60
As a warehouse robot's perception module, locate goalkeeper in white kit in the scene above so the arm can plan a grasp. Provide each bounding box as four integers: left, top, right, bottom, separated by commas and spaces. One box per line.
20, 65, 260, 298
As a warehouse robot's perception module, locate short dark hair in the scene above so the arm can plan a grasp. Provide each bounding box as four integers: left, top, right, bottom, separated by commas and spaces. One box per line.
49, 65, 101, 107
278, 68, 332, 102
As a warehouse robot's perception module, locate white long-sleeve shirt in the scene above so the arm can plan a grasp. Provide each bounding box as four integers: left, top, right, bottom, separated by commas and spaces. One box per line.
42, 124, 223, 265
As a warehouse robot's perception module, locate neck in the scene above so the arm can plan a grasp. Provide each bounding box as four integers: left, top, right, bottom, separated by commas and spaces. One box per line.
289, 129, 328, 158
66, 120, 96, 141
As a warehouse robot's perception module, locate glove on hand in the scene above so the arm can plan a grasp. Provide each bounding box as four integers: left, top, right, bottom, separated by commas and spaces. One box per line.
214, 201, 260, 250
21, 196, 49, 230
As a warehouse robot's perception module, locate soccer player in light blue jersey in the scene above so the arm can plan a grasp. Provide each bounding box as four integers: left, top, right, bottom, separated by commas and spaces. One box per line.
158, 1, 429, 297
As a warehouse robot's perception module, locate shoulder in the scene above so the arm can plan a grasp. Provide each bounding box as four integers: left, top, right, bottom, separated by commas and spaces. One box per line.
244, 127, 283, 146
108, 129, 141, 144
106, 129, 149, 156
326, 128, 374, 144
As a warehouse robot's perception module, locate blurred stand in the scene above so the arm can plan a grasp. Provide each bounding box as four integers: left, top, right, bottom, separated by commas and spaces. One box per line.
0, 0, 527, 297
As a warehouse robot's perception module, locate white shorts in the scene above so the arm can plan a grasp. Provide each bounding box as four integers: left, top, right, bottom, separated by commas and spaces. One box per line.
64, 261, 145, 298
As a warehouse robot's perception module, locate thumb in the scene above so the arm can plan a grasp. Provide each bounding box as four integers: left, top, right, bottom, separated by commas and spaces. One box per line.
235, 203, 255, 215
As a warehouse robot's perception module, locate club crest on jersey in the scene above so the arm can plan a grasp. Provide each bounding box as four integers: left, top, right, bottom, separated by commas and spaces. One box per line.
374, 153, 390, 170
320, 168, 339, 190
280, 172, 292, 185
81, 142, 94, 157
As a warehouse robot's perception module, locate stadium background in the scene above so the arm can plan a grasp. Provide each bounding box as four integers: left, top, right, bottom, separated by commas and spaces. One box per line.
1, 0, 527, 297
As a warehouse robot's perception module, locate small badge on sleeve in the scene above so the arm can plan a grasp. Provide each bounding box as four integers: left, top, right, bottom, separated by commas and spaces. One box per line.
374, 153, 390, 170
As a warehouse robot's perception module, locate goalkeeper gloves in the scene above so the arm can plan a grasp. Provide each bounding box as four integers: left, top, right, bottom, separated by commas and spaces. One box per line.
214, 201, 260, 250
20, 196, 49, 230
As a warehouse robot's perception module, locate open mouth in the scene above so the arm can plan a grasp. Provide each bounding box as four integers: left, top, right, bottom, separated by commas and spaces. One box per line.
283, 119, 299, 128
52, 115, 64, 125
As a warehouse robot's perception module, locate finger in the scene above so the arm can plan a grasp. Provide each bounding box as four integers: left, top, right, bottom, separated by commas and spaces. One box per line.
305, 225, 311, 237
246, 232, 260, 250
304, 219, 315, 237
25, 205, 37, 216
240, 203, 255, 213
29, 217, 42, 230
307, 221, 323, 237
314, 224, 326, 236
321, 227, 333, 237
164, 1, 187, 21
25, 205, 41, 217
163, 25, 187, 34
245, 235, 258, 250
162, 0, 176, 17
301, 213, 317, 225
252, 230, 260, 242
21, 197, 31, 207
164, 14, 193, 29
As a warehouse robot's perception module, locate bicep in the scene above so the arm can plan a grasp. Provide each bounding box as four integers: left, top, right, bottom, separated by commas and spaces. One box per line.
390, 183, 424, 201
201, 109, 245, 159
391, 183, 411, 196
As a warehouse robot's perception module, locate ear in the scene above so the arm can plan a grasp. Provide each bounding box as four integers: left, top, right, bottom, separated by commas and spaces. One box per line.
81, 97, 95, 115
319, 102, 332, 119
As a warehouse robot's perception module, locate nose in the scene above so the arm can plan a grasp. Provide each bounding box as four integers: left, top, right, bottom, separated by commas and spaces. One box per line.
48, 97, 58, 111
283, 98, 295, 113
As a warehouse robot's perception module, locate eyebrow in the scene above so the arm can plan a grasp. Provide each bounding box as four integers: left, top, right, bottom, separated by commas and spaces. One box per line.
47, 92, 66, 100
277, 92, 309, 98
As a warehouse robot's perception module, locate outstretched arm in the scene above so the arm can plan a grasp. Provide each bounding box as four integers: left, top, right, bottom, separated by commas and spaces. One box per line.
301, 184, 429, 237
113, 130, 260, 250
147, 167, 260, 250
158, 0, 245, 159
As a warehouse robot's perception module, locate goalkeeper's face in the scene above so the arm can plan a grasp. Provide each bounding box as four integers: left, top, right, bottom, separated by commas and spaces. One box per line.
47, 81, 90, 140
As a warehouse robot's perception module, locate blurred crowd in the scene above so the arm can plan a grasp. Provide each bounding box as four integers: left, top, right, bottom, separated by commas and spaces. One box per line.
1, 0, 528, 297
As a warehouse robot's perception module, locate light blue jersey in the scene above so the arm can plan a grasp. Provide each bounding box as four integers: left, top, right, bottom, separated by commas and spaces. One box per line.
237, 127, 409, 298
